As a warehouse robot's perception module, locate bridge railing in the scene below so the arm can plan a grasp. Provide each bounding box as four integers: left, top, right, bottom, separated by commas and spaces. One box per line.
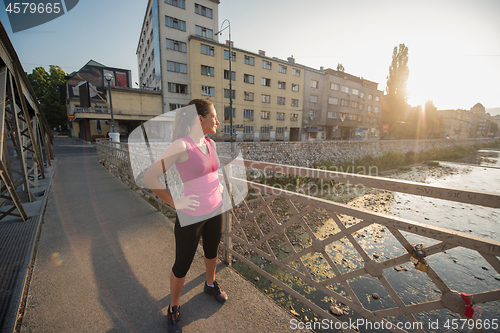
96, 139, 500, 333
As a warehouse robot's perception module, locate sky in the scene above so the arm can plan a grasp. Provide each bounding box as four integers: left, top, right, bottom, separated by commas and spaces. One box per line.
1, 0, 499, 114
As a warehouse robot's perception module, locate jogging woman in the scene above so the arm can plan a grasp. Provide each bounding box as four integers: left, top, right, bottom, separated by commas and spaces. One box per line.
143, 99, 227, 333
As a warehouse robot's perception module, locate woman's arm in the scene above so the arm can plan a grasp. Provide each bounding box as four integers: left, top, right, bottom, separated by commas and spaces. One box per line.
143, 140, 200, 210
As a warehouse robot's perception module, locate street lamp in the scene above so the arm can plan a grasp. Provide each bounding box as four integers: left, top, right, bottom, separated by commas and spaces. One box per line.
216, 19, 233, 154
104, 73, 119, 142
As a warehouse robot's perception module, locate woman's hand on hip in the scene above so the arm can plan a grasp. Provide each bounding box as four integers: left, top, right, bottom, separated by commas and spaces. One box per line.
174, 194, 200, 211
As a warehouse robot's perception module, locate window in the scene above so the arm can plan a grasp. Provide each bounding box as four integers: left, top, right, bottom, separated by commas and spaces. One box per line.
375, 107, 379, 113
359, 104, 364, 110
244, 109, 254, 118
244, 55, 255, 66
201, 86, 215, 96
292, 68, 301, 76
167, 39, 187, 52
327, 112, 337, 119
224, 89, 235, 99
244, 126, 253, 134
262, 94, 270, 103
201, 65, 214, 76
224, 50, 236, 61
244, 74, 254, 84
224, 70, 236, 80
352, 88, 359, 96
310, 80, 319, 88
276, 127, 284, 135
341, 99, 349, 106
341, 86, 350, 94
292, 84, 299, 92
169, 103, 186, 111
351, 101, 358, 108
328, 97, 339, 105
277, 81, 286, 89
195, 3, 212, 18
309, 110, 317, 117
195, 25, 213, 39
224, 107, 235, 120
224, 125, 235, 134
261, 127, 270, 134
291, 99, 298, 107
166, 0, 185, 9
165, 16, 186, 31
261, 77, 271, 87
375, 96, 380, 102
310, 95, 318, 103
368, 94, 373, 100
278, 64, 287, 74
277, 97, 285, 105
167, 61, 187, 73
360, 92, 365, 98
200, 43, 214, 56
262, 60, 272, 70
368, 105, 372, 111
277, 112, 285, 120
261, 111, 270, 119
291, 113, 298, 121
168, 82, 187, 94
331, 83, 340, 91
244, 91, 254, 101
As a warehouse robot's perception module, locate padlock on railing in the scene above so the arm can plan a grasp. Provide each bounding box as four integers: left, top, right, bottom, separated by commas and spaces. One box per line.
414, 258, 428, 272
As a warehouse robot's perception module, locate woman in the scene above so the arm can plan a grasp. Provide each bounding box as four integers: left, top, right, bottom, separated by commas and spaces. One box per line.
143, 99, 227, 333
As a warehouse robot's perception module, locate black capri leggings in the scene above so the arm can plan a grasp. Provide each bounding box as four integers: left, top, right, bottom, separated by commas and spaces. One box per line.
171, 206, 223, 279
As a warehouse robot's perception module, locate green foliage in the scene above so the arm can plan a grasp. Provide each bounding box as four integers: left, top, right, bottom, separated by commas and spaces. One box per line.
383, 43, 410, 137
27, 65, 67, 129
491, 121, 499, 135
402, 100, 443, 139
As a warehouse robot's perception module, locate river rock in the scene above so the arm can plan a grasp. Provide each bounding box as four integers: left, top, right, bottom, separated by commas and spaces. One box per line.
330, 306, 343, 316
372, 293, 380, 299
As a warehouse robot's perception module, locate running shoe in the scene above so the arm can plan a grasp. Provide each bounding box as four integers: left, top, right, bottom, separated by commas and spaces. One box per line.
167, 304, 182, 333
204, 280, 228, 303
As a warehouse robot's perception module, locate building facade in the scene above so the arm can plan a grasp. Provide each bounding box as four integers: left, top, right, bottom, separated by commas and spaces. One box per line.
137, 0, 220, 112
65, 60, 162, 141
437, 109, 473, 139
303, 68, 383, 140
188, 36, 304, 141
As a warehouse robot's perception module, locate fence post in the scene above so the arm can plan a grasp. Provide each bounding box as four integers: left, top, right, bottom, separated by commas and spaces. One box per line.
222, 163, 233, 266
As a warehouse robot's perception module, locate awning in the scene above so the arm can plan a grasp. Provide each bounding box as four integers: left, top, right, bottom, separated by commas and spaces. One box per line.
303, 128, 325, 132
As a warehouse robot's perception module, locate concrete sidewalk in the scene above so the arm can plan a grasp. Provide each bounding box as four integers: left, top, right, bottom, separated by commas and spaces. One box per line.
20, 139, 296, 333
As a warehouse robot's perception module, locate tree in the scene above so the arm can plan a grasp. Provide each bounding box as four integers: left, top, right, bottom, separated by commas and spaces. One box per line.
27, 65, 67, 129
490, 121, 499, 136
337, 63, 345, 72
404, 100, 442, 139
383, 44, 409, 138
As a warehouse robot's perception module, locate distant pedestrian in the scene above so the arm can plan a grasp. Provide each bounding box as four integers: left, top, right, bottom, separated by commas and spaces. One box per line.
143, 99, 227, 333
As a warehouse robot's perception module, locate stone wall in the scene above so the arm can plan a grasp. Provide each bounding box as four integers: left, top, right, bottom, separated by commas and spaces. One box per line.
215, 139, 496, 166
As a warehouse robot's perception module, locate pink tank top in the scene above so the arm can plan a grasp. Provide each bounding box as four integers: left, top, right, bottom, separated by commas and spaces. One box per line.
175, 135, 222, 216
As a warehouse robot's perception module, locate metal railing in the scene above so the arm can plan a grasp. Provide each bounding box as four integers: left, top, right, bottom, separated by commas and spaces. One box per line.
96, 139, 500, 332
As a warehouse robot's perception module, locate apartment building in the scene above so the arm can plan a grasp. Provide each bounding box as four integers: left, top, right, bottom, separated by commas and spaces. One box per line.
303, 68, 383, 140
188, 35, 304, 141
437, 109, 473, 139
136, 0, 220, 112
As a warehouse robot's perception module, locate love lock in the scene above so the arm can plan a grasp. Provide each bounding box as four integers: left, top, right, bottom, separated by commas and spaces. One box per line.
414, 259, 428, 273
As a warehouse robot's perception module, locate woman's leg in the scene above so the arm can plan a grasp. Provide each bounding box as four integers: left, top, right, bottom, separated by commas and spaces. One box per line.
170, 215, 203, 307
201, 212, 223, 285
204, 256, 217, 286
169, 270, 186, 307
